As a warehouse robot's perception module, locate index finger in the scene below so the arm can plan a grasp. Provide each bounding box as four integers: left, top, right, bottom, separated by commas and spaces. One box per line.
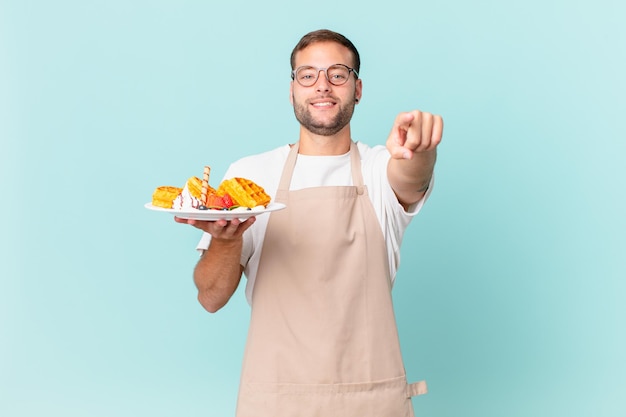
393, 112, 415, 132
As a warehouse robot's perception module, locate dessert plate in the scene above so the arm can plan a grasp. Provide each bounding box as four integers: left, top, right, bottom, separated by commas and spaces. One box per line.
144, 202, 286, 220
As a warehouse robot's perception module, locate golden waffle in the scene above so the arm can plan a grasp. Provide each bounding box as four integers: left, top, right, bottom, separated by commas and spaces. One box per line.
217, 177, 271, 208
186, 176, 216, 203
152, 186, 182, 208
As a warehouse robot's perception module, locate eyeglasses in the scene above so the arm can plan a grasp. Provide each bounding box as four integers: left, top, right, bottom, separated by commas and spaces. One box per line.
291, 64, 359, 87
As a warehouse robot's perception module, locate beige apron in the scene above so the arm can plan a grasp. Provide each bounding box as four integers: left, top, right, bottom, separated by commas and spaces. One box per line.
236, 142, 426, 417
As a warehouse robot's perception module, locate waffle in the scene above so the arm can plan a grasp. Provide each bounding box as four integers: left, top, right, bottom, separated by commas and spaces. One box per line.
186, 176, 216, 204
152, 186, 182, 208
217, 177, 271, 208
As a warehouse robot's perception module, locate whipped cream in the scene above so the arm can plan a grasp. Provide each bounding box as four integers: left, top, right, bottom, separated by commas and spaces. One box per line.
172, 184, 203, 210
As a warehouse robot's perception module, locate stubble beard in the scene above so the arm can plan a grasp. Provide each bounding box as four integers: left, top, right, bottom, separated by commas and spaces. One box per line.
292, 95, 357, 136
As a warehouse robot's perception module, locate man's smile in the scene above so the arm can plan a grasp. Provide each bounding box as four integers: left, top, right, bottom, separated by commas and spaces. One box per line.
310, 98, 337, 109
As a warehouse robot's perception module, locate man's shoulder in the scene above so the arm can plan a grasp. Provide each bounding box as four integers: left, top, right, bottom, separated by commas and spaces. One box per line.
355, 141, 390, 165
224, 144, 290, 186
228, 145, 290, 171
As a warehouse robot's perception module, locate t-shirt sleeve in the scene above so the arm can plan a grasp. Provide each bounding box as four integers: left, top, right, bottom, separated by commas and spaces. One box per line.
360, 143, 434, 285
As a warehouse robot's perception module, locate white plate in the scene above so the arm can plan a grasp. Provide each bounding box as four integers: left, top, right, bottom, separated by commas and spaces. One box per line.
144, 202, 286, 220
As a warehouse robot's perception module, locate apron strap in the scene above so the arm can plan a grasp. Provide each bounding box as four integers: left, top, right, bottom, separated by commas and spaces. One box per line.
348, 141, 365, 188
277, 142, 300, 192
406, 380, 428, 398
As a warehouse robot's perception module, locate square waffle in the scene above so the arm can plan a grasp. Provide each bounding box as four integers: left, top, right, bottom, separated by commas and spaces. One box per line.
217, 177, 271, 208
152, 186, 183, 208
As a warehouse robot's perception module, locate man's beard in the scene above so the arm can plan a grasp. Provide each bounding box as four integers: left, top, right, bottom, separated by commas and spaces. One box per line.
292, 95, 356, 136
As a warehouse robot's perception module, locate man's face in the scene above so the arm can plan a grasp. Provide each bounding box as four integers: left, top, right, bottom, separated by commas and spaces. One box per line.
290, 42, 362, 136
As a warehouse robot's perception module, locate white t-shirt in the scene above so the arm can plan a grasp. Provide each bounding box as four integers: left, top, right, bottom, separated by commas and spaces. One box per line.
196, 141, 433, 305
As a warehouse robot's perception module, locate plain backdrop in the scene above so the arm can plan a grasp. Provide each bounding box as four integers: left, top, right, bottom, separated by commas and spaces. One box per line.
1, 1, 625, 416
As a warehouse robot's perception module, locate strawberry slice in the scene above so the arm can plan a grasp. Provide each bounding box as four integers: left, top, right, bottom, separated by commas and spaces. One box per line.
222, 193, 234, 208
206, 193, 225, 209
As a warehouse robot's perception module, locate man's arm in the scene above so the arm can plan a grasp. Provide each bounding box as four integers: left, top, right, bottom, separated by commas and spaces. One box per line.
175, 217, 256, 313
386, 110, 443, 209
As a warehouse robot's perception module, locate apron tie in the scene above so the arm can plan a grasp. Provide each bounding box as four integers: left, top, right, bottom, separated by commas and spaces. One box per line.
406, 380, 428, 398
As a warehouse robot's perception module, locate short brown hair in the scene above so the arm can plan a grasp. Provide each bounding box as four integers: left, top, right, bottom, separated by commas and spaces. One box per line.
290, 29, 361, 74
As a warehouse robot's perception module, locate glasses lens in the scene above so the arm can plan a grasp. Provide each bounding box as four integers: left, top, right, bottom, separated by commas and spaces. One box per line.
296, 66, 319, 87
327, 65, 350, 85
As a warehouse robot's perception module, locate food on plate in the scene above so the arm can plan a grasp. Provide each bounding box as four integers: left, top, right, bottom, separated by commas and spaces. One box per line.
205, 192, 236, 210
151, 166, 271, 211
201, 166, 211, 205
217, 177, 271, 209
152, 186, 183, 209
172, 176, 216, 210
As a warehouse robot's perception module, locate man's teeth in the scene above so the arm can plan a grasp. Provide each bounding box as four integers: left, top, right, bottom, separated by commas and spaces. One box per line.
313, 102, 333, 107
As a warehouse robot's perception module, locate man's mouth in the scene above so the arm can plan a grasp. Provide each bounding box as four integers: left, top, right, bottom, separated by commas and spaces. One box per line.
310, 100, 335, 108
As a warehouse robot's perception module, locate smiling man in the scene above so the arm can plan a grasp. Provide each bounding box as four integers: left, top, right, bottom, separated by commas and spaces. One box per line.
176, 29, 443, 417
290, 40, 361, 139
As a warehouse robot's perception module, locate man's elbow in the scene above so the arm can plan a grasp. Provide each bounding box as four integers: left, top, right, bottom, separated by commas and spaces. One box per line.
197, 292, 225, 314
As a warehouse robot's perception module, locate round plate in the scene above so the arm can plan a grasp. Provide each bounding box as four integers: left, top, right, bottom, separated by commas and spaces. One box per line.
144, 202, 286, 220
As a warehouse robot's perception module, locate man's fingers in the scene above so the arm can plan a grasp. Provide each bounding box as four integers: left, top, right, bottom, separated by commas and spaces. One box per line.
392, 112, 415, 144
174, 217, 245, 237
418, 112, 433, 151
432, 115, 444, 146
394, 112, 414, 128
387, 110, 443, 159
174, 216, 188, 224
402, 111, 426, 151
388, 145, 412, 160
216, 217, 256, 238
407, 111, 444, 152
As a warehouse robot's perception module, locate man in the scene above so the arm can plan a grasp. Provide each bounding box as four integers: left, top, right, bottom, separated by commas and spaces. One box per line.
176, 29, 443, 417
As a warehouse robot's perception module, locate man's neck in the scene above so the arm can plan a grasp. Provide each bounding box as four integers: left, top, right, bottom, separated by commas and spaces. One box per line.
297, 126, 352, 156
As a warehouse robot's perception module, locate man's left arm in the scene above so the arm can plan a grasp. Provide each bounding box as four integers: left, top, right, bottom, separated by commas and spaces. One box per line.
386, 110, 443, 209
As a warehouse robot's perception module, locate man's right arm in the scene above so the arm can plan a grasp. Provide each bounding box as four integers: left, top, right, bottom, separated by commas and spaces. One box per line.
175, 216, 256, 313
193, 238, 244, 313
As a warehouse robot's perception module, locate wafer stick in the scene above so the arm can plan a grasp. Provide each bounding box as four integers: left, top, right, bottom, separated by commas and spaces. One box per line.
201, 165, 211, 205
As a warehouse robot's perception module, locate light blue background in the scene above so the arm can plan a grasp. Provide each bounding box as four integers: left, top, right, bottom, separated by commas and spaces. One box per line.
2, 1, 625, 416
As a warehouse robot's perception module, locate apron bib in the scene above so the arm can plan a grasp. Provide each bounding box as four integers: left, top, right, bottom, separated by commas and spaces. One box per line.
236, 142, 426, 417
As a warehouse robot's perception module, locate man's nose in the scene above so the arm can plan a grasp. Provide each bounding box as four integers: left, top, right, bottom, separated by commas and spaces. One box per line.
314, 69, 331, 92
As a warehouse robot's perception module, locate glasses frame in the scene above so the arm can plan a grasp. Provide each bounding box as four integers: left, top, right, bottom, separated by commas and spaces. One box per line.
291, 64, 359, 87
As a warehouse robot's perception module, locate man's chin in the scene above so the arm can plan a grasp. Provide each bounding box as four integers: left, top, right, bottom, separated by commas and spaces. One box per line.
303, 121, 347, 136
294, 106, 352, 136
